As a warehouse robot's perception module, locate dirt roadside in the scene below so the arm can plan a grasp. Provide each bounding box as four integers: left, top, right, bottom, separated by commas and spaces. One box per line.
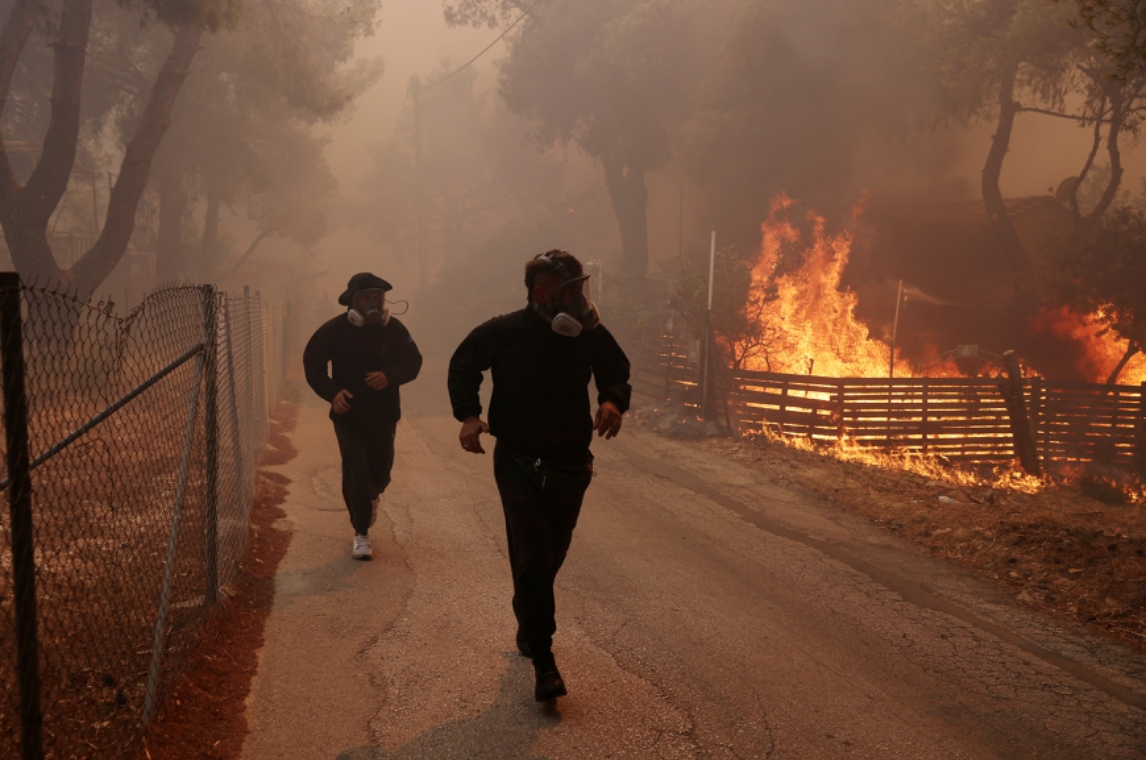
685, 430, 1146, 653
136, 385, 299, 760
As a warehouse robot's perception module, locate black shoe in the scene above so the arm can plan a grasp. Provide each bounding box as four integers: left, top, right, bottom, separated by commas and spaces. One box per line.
516, 631, 532, 658
533, 662, 567, 701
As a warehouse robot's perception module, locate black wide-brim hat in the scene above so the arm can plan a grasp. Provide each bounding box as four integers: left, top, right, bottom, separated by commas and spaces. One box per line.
338, 272, 393, 306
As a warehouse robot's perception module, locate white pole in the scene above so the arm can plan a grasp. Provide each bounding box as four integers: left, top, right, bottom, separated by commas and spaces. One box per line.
889, 279, 904, 378
701, 231, 717, 416
707, 231, 716, 311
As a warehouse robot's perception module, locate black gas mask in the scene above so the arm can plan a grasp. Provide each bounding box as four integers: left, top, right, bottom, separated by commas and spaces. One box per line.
535, 253, 601, 338
347, 288, 391, 328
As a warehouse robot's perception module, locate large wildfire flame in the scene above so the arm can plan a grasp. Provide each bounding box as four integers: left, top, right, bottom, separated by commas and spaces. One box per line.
744, 194, 1146, 385
744, 194, 913, 377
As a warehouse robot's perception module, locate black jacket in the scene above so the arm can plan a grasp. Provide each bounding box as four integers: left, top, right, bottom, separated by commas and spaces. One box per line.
448, 307, 632, 464
303, 315, 422, 427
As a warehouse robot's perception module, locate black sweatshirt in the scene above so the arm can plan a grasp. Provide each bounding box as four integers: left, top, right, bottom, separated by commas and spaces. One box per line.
447, 307, 632, 464
303, 315, 423, 427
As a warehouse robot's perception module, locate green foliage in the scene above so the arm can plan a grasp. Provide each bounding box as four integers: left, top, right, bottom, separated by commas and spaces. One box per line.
1064, 0, 1146, 79
442, 0, 525, 28
910, 0, 1085, 126
155, 0, 380, 275
499, 0, 690, 168
669, 243, 783, 370
238, 0, 381, 121
141, 0, 241, 32
1033, 205, 1146, 355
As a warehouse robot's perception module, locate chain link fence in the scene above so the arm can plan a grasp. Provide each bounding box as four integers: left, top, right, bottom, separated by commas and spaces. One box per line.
0, 275, 291, 759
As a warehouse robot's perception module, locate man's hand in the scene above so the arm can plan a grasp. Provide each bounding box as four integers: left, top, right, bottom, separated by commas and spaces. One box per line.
459, 416, 490, 454
332, 389, 353, 414
365, 371, 389, 390
594, 402, 623, 439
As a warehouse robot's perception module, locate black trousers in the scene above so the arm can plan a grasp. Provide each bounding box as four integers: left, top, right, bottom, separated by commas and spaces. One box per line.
333, 420, 397, 535
493, 443, 593, 657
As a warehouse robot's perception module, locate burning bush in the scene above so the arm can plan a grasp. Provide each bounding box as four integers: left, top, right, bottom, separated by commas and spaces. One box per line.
1031, 204, 1146, 385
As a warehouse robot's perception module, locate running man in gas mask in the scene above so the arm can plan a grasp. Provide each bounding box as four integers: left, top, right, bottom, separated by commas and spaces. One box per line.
447, 250, 631, 702
304, 272, 423, 561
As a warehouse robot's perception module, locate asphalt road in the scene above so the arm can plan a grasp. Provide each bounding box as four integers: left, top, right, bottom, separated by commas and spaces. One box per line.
241, 391, 1146, 759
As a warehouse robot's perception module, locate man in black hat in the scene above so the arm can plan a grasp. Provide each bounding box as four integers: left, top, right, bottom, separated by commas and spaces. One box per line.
448, 250, 631, 702
304, 273, 423, 560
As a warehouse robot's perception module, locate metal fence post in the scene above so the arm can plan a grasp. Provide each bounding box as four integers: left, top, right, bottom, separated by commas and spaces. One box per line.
0, 272, 44, 760
223, 300, 246, 499
142, 350, 205, 727
202, 286, 219, 604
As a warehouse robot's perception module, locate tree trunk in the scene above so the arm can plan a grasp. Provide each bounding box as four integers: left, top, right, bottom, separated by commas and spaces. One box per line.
155, 151, 187, 284
0, 14, 202, 299
602, 156, 649, 277
70, 23, 203, 299
1066, 93, 1107, 222
1086, 83, 1127, 224
982, 65, 1029, 274
0, 0, 93, 287
0, 0, 41, 184
213, 229, 269, 283
1106, 341, 1140, 385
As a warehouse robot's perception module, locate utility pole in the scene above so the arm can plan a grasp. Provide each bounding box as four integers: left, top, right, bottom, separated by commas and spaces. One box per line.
411, 77, 427, 291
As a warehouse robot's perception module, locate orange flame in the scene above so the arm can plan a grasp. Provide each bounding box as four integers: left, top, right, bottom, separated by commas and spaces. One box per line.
1066, 310, 1146, 386
734, 195, 1141, 499
746, 195, 1145, 385
745, 194, 912, 377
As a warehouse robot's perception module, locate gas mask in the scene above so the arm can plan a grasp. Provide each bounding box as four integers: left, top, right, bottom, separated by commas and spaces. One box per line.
347, 288, 391, 328
536, 255, 601, 338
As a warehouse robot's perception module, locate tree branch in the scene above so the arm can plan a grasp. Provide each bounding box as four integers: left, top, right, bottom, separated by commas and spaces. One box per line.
1106, 341, 1139, 385
1016, 105, 1111, 124
1087, 84, 1128, 223
212, 228, 270, 283
1070, 94, 1107, 221
72, 23, 203, 295
20, 0, 93, 228
982, 67, 1030, 273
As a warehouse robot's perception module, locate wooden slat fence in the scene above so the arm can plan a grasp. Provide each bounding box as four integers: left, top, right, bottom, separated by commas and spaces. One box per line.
614, 319, 698, 406
1034, 380, 1145, 468
728, 373, 1019, 463
727, 372, 1146, 467
614, 325, 1146, 468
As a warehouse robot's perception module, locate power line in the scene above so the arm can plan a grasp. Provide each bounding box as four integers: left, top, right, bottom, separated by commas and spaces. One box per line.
385, 0, 543, 139
422, 0, 545, 94
386, 86, 412, 139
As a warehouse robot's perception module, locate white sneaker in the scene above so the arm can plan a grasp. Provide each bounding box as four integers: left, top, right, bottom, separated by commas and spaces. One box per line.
352, 534, 372, 561
370, 496, 380, 528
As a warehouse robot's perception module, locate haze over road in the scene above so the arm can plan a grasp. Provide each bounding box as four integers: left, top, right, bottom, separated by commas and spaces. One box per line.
242, 388, 1146, 759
